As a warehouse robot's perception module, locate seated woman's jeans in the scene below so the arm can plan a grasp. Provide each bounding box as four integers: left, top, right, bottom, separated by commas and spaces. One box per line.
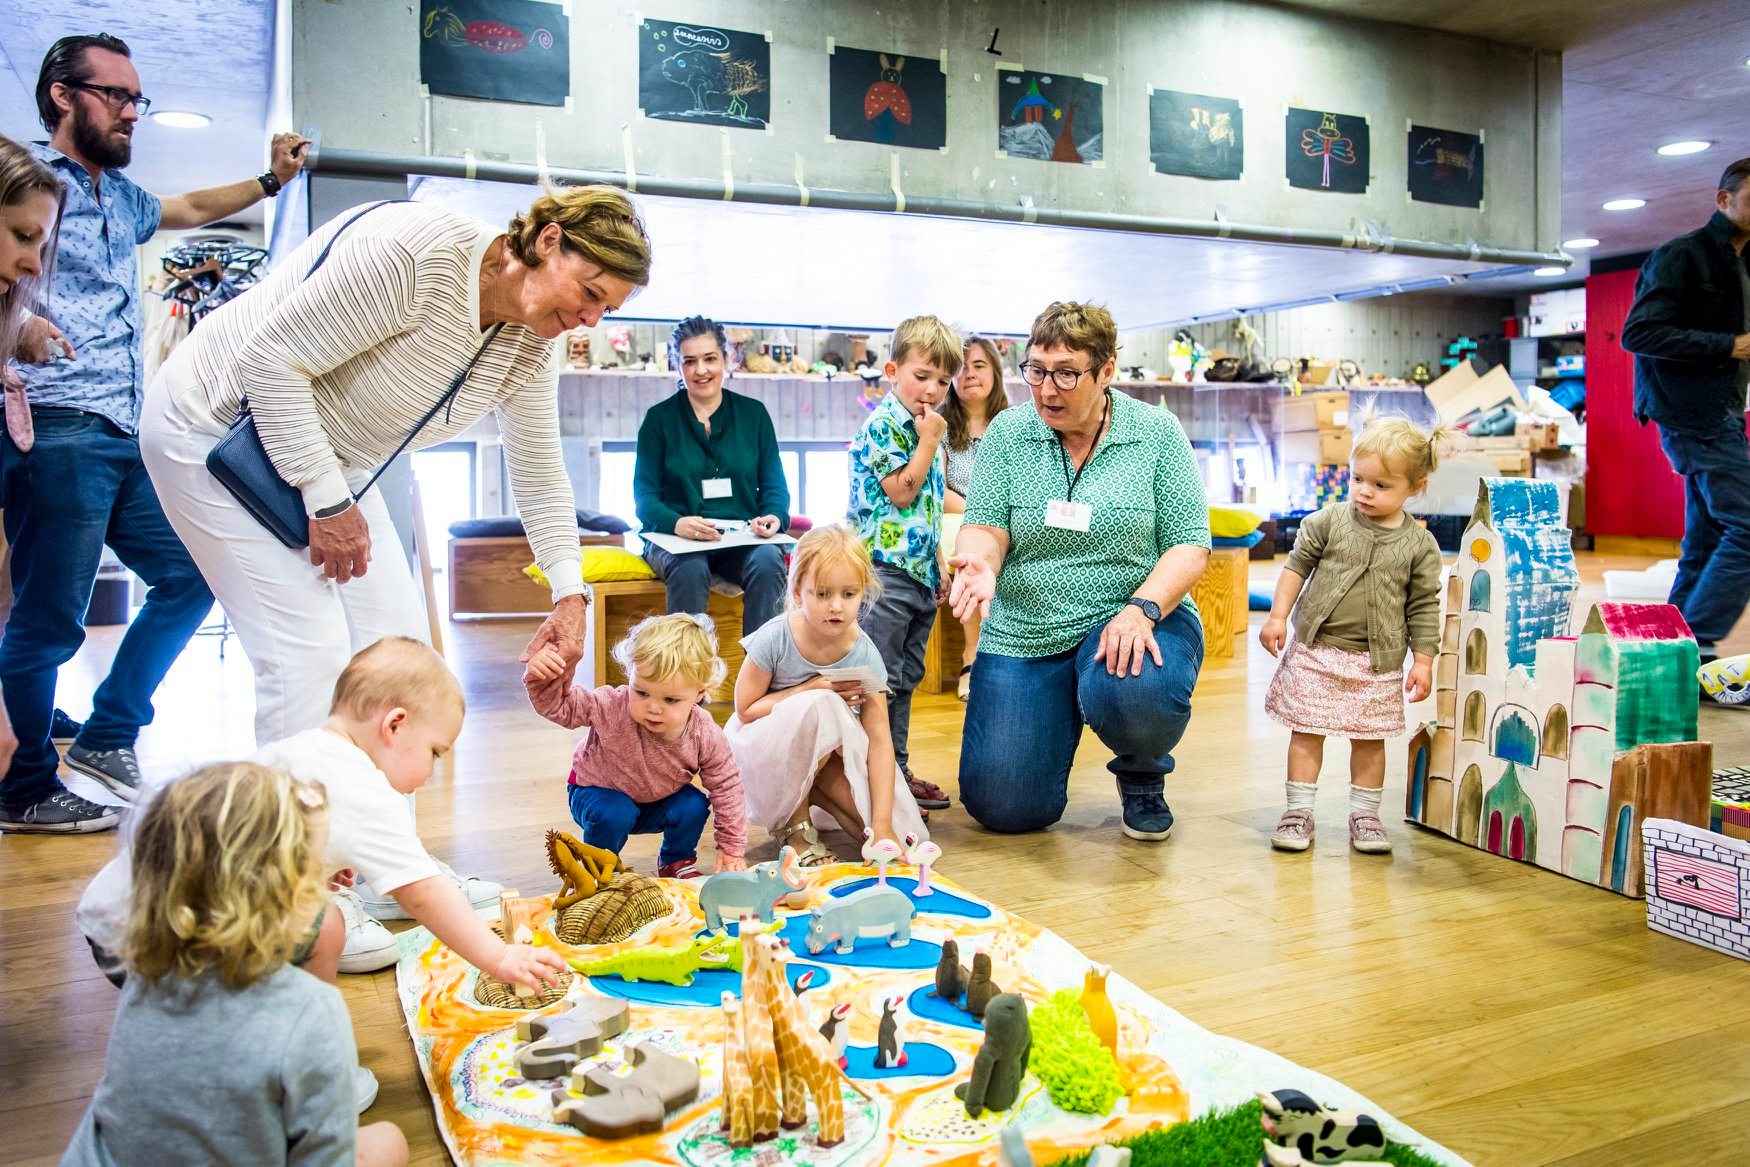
958, 605, 1204, 834
643, 541, 787, 637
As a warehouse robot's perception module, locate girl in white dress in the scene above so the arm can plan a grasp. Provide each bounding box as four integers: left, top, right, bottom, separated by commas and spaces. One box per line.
727, 526, 928, 865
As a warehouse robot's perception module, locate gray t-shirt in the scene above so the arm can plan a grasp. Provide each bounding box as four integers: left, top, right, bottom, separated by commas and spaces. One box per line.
944, 435, 981, 498
62, 966, 357, 1167
741, 612, 891, 692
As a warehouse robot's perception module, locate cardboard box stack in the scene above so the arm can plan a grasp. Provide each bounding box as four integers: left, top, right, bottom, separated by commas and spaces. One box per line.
1277, 390, 1351, 507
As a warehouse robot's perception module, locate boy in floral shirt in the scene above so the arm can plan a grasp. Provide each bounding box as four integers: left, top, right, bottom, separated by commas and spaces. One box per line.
848, 316, 964, 811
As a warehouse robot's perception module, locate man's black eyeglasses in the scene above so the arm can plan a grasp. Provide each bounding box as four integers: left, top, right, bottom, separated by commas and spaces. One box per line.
66, 83, 150, 116
1019, 362, 1094, 392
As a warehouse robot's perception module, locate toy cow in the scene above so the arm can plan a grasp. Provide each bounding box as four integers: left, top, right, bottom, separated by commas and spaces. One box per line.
804, 885, 914, 955
697, 847, 804, 932
1257, 1089, 1388, 1164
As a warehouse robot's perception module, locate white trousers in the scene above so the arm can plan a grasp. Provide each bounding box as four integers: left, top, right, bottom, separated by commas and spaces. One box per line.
139, 377, 429, 746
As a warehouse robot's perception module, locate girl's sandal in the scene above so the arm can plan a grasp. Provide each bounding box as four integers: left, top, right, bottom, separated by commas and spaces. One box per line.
784, 821, 837, 867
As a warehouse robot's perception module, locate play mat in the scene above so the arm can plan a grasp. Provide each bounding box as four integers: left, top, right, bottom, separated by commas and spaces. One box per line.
394, 863, 1470, 1166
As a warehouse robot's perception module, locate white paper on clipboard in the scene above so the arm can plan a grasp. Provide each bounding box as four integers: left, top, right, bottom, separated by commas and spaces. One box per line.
641, 529, 798, 556
817, 665, 888, 693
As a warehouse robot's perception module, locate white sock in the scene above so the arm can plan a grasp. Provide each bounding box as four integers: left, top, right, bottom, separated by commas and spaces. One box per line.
1350, 785, 1383, 815
1285, 781, 1318, 812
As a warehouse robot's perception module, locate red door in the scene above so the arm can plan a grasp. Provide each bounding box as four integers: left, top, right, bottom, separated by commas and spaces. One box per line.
1585, 269, 1686, 539
1509, 816, 1527, 860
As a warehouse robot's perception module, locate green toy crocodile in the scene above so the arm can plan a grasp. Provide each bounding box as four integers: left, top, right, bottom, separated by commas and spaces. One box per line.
568, 935, 729, 986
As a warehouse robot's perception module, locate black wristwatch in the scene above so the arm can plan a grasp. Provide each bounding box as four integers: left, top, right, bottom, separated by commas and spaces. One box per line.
1126, 596, 1162, 623
312, 498, 354, 520
256, 170, 283, 198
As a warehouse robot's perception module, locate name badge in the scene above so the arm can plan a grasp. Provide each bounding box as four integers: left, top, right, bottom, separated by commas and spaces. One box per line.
1044, 499, 1092, 532
702, 477, 733, 499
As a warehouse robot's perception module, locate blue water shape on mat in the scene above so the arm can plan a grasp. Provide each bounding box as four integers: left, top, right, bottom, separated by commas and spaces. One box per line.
706, 915, 941, 970
587, 961, 828, 1008
842, 1041, 958, 1080
906, 983, 984, 1032
828, 876, 992, 921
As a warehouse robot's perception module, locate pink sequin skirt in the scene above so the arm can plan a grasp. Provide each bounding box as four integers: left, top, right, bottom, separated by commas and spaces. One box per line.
1264, 637, 1406, 738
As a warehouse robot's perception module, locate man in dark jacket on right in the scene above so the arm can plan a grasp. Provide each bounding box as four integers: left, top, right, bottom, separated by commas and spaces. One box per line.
1622, 157, 1750, 660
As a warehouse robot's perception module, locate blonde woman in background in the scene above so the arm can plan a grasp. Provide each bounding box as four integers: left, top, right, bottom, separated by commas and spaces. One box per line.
940, 335, 1010, 700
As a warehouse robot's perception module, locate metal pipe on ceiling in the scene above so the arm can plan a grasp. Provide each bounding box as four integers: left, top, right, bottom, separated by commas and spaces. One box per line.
306, 144, 1570, 269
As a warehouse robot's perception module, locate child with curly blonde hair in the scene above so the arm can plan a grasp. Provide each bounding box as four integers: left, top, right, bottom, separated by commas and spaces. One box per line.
526, 612, 746, 878
1260, 416, 1446, 855
64, 763, 408, 1167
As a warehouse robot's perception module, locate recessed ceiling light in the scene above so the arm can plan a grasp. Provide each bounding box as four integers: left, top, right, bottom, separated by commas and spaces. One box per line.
1562, 237, 1601, 249
151, 110, 211, 129
1657, 140, 1712, 156
1534, 267, 1566, 277
1602, 198, 1646, 211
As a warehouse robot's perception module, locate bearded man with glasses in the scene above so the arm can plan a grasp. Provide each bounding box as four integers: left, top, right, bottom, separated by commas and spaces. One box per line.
0, 33, 306, 833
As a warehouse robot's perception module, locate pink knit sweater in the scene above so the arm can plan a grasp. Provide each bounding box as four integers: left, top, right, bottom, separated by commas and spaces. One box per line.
525, 678, 747, 857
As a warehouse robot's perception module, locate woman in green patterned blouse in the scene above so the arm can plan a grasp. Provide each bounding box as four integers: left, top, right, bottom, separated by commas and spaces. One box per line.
949, 302, 1211, 841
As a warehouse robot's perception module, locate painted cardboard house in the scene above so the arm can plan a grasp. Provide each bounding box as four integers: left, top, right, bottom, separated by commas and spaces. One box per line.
1406, 479, 1713, 896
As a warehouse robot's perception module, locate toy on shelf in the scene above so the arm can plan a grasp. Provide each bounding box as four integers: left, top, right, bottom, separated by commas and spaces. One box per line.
555, 872, 670, 946
861, 828, 905, 886
1079, 963, 1119, 1059
512, 995, 631, 1080
964, 951, 1000, 1019
1257, 1089, 1387, 1163
818, 1001, 852, 1068
929, 937, 968, 1002
1030, 988, 1124, 1115
697, 847, 805, 932
546, 830, 624, 908
568, 934, 730, 985
957, 992, 1031, 1118
720, 929, 861, 1148
551, 1041, 700, 1139
875, 993, 910, 1069
1643, 817, 1750, 961
804, 884, 915, 955
902, 832, 942, 896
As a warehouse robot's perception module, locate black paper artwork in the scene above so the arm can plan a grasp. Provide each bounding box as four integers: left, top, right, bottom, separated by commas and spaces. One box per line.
1286, 108, 1369, 194
997, 69, 1103, 164
1148, 89, 1242, 180
828, 46, 947, 150
639, 19, 771, 130
419, 0, 569, 107
1408, 125, 1484, 208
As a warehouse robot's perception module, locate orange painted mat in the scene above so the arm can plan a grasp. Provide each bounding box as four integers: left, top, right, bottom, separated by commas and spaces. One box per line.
394, 864, 1466, 1166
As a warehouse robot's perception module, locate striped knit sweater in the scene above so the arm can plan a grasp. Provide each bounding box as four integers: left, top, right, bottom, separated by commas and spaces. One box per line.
157, 201, 583, 599
1285, 502, 1444, 673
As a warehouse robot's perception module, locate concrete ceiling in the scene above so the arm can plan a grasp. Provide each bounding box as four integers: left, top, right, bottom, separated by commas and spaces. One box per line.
0, 0, 274, 226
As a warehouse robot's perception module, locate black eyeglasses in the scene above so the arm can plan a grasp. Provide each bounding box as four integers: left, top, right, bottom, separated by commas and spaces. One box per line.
66, 83, 150, 116
1019, 362, 1094, 392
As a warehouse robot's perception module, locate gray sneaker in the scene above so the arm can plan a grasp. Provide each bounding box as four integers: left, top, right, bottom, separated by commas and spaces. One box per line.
0, 789, 123, 834
65, 744, 144, 803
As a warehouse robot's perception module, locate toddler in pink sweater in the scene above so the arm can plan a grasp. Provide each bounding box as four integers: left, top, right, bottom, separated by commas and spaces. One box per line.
525, 613, 747, 878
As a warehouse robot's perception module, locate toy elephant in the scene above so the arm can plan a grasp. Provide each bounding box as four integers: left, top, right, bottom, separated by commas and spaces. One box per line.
803, 885, 914, 955
697, 847, 804, 933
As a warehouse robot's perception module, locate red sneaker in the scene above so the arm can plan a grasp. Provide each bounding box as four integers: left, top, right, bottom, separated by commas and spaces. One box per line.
903, 768, 951, 810
657, 856, 703, 879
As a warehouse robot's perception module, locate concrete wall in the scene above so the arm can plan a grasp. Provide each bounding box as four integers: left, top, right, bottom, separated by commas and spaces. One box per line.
292, 0, 1560, 254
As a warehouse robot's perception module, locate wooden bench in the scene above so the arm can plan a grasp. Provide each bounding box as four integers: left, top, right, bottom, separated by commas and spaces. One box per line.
448, 534, 626, 616
584, 579, 745, 712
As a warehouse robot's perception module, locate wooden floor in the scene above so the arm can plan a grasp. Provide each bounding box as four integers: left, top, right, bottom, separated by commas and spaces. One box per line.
4, 552, 1748, 1167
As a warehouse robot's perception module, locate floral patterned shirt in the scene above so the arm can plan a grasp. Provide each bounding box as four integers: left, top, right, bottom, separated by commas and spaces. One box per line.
848, 391, 944, 590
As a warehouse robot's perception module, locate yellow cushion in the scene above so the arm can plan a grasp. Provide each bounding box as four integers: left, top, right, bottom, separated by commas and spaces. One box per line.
1208, 505, 1264, 538
524, 548, 657, 588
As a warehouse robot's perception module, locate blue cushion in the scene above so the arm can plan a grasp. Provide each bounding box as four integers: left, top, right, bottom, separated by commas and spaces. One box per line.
1213, 529, 1266, 549
448, 508, 630, 538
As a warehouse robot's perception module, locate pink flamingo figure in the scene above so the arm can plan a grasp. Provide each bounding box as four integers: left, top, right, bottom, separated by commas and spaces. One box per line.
861, 827, 904, 887
903, 832, 943, 897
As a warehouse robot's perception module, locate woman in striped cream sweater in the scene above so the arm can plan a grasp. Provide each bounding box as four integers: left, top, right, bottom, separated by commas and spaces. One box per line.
140, 187, 650, 745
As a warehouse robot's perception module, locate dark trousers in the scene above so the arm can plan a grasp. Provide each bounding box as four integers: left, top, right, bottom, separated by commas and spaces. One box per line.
567, 782, 711, 867
643, 541, 787, 637
1660, 419, 1750, 646
857, 561, 937, 770
958, 606, 1204, 834
0, 408, 214, 809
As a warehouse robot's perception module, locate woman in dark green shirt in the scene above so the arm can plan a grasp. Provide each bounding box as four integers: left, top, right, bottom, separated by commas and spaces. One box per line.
634, 316, 791, 633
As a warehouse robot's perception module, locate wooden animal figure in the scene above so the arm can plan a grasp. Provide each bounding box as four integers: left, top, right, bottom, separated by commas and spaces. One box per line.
818, 1001, 851, 1069
964, 951, 1000, 1019
553, 1042, 700, 1139
1257, 1089, 1388, 1163
903, 832, 943, 896
741, 930, 851, 1146
805, 884, 915, 955
719, 991, 757, 1144
545, 830, 624, 908
498, 888, 546, 999
875, 994, 909, 1069
697, 847, 805, 932
512, 995, 631, 1080
957, 992, 1031, 1117
861, 828, 904, 886
929, 937, 969, 1002
1080, 963, 1119, 1059
1261, 1146, 1387, 1167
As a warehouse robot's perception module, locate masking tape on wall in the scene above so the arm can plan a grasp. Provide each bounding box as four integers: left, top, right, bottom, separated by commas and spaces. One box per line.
795, 154, 809, 206
890, 153, 905, 213
721, 129, 735, 200
622, 123, 637, 192
463, 148, 477, 180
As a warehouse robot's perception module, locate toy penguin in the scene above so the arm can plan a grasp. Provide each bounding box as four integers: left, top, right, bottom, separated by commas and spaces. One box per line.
875, 994, 909, 1069
930, 937, 969, 1002
818, 1002, 851, 1070
964, 951, 999, 1019
957, 993, 1031, 1117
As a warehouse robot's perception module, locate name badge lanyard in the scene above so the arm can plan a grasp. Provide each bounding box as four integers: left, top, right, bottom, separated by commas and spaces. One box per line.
1056, 390, 1112, 501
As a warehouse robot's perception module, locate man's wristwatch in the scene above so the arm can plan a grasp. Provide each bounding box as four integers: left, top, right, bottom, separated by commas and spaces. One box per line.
312, 499, 354, 520
1126, 596, 1163, 623
256, 171, 284, 198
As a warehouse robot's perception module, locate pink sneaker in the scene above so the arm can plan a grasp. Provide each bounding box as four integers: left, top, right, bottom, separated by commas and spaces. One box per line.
657, 856, 704, 879
1270, 808, 1315, 852
1348, 812, 1393, 854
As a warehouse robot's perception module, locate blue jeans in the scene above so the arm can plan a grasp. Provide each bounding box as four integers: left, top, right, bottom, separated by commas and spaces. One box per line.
643, 541, 787, 636
1660, 420, 1750, 646
857, 562, 937, 769
568, 782, 712, 867
0, 408, 214, 809
959, 606, 1203, 834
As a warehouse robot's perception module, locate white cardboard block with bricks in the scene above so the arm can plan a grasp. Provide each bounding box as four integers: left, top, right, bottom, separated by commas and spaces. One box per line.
1642, 818, 1750, 961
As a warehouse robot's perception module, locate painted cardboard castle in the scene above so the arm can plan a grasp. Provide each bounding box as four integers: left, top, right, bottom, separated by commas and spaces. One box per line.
1406, 478, 1713, 896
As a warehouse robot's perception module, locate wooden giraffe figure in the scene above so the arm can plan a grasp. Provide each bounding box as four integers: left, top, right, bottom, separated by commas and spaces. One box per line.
718, 991, 757, 1145
735, 931, 783, 1143
742, 930, 847, 1146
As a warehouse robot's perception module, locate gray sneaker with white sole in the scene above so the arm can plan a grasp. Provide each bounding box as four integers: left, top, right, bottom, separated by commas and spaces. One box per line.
0, 788, 123, 834
65, 744, 144, 803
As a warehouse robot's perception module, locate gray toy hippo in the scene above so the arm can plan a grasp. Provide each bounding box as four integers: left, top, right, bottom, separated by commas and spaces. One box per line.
697, 846, 804, 933
804, 884, 915, 955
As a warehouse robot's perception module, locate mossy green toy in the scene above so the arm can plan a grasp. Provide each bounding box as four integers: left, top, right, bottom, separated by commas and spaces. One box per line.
1039, 1101, 1447, 1167
1030, 988, 1124, 1115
